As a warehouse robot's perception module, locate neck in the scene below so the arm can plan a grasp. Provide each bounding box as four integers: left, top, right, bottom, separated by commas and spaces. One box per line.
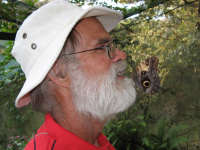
51, 98, 106, 146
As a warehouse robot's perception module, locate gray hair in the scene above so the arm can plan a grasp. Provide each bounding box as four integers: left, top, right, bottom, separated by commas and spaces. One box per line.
30, 29, 80, 113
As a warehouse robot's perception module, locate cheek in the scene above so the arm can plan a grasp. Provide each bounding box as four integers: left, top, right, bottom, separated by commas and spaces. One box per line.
79, 55, 112, 77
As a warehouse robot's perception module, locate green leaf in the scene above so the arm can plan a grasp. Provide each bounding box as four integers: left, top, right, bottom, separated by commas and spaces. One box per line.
142, 137, 150, 146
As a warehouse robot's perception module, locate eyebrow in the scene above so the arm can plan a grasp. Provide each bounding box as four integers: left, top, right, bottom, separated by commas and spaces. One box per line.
96, 38, 112, 45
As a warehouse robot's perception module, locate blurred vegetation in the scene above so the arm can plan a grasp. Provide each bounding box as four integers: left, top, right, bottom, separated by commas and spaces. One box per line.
0, 0, 200, 149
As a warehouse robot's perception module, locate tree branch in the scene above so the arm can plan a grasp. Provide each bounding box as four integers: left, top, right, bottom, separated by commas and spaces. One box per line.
113, 0, 199, 33
123, 0, 171, 19
0, 32, 16, 41
162, 0, 197, 15
0, 0, 198, 40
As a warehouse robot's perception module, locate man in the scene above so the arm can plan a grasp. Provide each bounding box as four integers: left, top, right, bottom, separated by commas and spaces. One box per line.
11, 0, 136, 149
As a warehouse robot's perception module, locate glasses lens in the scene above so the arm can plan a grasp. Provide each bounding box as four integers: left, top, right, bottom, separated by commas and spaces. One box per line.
106, 46, 111, 59
105, 42, 116, 59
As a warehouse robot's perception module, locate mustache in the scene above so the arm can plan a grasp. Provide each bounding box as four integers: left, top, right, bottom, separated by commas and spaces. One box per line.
112, 60, 127, 75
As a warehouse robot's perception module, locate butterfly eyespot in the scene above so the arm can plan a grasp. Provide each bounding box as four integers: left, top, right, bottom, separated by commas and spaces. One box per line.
143, 80, 151, 88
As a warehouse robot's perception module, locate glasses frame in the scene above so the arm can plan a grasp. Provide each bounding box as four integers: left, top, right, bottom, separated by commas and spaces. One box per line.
64, 41, 115, 59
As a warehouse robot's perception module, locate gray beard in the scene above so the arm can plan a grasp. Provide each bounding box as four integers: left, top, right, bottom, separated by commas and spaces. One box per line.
68, 60, 136, 121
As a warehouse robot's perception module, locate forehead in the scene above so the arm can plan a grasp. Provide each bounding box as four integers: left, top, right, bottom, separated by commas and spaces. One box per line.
75, 17, 111, 44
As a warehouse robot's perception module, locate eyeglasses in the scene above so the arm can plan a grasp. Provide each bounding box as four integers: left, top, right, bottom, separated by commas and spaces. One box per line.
64, 41, 116, 59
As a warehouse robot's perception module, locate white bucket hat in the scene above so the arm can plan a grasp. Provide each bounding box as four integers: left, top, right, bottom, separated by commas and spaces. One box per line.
11, 0, 123, 108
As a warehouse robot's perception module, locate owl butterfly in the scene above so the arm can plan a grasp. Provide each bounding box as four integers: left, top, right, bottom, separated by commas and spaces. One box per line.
133, 56, 160, 94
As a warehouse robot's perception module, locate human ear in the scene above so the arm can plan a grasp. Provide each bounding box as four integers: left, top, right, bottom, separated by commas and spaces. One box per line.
16, 93, 31, 108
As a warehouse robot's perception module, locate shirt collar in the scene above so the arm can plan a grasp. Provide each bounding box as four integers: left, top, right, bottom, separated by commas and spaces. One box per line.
37, 113, 115, 150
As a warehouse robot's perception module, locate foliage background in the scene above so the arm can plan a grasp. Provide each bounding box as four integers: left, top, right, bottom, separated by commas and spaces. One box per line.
0, 0, 200, 149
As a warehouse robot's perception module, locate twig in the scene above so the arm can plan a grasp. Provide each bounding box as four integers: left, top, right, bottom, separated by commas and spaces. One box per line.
113, 0, 198, 33
123, 0, 171, 19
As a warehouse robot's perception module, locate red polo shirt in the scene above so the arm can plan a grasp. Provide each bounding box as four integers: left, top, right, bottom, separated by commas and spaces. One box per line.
24, 114, 115, 150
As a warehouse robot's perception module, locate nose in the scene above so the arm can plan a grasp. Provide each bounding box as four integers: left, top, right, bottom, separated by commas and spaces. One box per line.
111, 49, 127, 62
